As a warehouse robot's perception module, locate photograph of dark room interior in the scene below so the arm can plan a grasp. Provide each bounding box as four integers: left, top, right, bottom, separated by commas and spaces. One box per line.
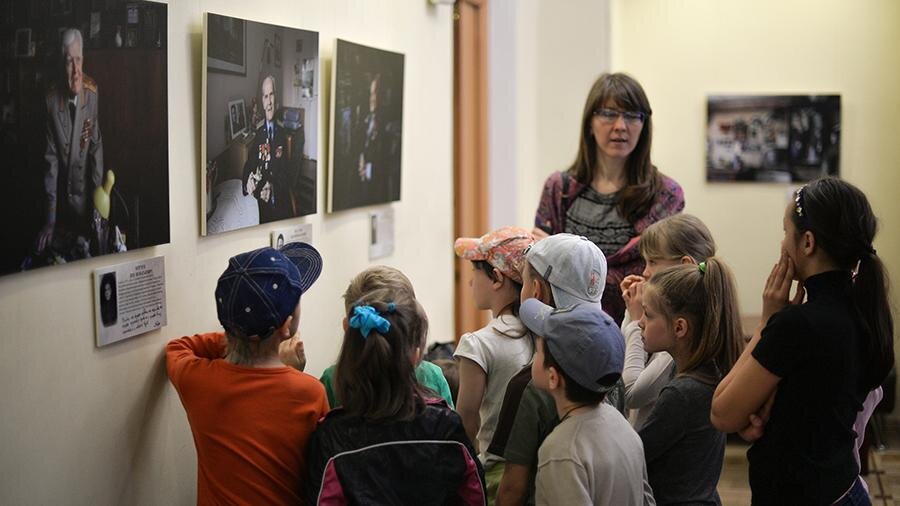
328, 38, 404, 213
0, 0, 169, 276
203, 13, 319, 235
707, 94, 840, 183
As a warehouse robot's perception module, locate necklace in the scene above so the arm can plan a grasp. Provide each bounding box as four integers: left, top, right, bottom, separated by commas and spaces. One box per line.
559, 403, 591, 423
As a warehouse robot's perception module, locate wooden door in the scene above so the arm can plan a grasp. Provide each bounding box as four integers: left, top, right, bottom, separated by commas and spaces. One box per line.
454, 0, 490, 339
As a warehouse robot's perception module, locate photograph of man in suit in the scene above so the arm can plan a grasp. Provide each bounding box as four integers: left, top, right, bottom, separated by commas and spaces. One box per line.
36, 28, 104, 257
242, 74, 292, 222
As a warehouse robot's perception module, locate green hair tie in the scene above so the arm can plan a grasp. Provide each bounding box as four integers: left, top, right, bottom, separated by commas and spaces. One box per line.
698, 261, 707, 274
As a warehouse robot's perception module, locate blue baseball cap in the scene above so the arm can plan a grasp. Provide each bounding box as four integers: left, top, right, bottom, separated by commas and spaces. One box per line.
520, 298, 624, 393
215, 243, 323, 339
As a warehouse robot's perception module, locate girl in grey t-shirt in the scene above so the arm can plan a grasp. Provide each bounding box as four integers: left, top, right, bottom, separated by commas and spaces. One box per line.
636, 258, 743, 505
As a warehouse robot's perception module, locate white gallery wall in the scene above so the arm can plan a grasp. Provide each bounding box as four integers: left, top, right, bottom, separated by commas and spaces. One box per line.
610, 0, 900, 319
0, 0, 454, 503
490, 0, 612, 231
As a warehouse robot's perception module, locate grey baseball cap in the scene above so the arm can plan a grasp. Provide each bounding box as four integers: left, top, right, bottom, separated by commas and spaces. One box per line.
525, 233, 607, 309
520, 298, 624, 393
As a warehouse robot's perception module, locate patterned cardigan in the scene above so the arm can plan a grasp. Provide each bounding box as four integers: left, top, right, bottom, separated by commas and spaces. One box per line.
533, 170, 685, 323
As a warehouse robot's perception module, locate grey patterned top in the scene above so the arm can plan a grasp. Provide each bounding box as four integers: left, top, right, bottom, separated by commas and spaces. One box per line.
564, 186, 636, 257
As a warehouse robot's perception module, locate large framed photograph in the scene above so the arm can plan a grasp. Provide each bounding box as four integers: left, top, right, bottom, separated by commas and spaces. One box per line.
203, 13, 319, 236
707, 95, 841, 183
207, 13, 246, 75
227, 98, 247, 139
0, 0, 170, 277
328, 39, 405, 212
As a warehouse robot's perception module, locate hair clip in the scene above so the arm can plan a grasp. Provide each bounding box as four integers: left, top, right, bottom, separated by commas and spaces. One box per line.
349, 305, 391, 338
794, 187, 806, 218
387, 302, 396, 313
698, 261, 707, 274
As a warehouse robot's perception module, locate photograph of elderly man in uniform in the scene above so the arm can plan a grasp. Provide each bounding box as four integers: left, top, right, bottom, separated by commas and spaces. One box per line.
241, 75, 292, 223
0, 0, 170, 277
37, 27, 105, 259
203, 15, 319, 236
329, 39, 404, 212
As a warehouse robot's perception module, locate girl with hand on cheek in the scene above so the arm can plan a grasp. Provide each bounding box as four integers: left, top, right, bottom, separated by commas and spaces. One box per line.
620, 213, 717, 429
711, 177, 893, 505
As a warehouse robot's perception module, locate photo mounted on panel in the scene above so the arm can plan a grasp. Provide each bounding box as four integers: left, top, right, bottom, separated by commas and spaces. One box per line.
203, 13, 319, 236
328, 39, 405, 212
0, 0, 170, 277
706, 95, 840, 183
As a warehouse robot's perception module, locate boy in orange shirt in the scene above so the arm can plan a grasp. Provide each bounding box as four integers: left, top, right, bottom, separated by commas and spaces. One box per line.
167, 243, 328, 505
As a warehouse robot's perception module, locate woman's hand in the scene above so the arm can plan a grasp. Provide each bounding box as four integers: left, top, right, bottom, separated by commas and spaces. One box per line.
623, 280, 645, 321
761, 253, 805, 323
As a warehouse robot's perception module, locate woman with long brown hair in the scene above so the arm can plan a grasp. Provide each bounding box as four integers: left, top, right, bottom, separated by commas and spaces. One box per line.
533, 72, 684, 323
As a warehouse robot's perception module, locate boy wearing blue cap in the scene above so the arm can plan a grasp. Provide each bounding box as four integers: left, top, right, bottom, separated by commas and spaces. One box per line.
521, 298, 655, 506
166, 243, 328, 505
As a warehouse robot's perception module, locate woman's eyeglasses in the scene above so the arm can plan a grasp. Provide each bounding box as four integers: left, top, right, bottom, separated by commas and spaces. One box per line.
593, 108, 646, 125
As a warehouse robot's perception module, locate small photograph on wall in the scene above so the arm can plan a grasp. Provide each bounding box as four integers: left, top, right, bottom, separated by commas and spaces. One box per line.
707, 95, 840, 183
328, 39, 404, 213
0, 0, 169, 277
203, 13, 319, 236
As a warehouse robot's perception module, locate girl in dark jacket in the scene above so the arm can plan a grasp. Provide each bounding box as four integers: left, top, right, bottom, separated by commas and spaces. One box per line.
305, 286, 486, 505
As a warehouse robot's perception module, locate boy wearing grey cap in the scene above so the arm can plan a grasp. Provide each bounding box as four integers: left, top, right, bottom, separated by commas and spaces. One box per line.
521, 299, 655, 506
166, 243, 328, 505
495, 234, 624, 506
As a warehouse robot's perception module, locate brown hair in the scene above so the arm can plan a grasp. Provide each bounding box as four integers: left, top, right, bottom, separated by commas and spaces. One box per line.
343, 265, 416, 312
641, 214, 717, 262
224, 332, 279, 366
473, 260, 524, 317
791, 177, 894, 390
569, 72, 661, 223
335, 288, 429, 422
644, 258, 743, 382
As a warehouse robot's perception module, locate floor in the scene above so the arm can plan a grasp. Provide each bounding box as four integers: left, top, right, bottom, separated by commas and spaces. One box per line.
718, 419, 900, 505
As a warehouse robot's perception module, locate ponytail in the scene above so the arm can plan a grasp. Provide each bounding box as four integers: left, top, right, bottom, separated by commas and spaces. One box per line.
793, 177, 894, 391
646, 257, 744, 382
854, 251, 894, 390
335, 289, 429, 421
695, 258, 743, 377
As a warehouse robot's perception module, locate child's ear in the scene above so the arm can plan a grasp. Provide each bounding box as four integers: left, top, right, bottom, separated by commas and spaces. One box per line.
342, 316, 349, 332
532, 278, 545, 301
548, 366, 561, 391
673, 316, 689, 340
802, 230, 816, 256
491, 267, 505, 289
278, 315, 294, 341
680, 255, 694, 265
